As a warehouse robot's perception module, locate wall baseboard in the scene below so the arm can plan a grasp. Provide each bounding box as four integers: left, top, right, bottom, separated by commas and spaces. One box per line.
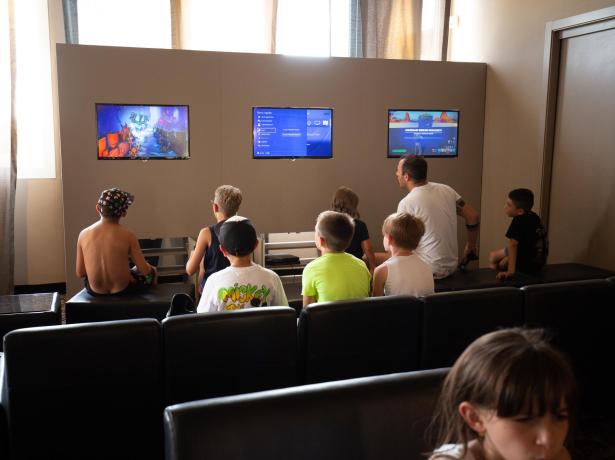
14, 283, 66, 295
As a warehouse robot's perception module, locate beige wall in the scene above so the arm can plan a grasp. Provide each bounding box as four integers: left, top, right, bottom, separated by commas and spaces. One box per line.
14, 0, 65, 286
57, 45, 486, 295
448, 0, 615, 265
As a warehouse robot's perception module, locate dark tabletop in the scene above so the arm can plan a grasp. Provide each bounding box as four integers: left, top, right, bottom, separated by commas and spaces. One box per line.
0, 293, 57, 314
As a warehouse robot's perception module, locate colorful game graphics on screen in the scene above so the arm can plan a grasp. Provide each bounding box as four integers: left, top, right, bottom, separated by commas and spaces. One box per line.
388, 110, 459, 158
253, 107, 332, 159
96, 104, 189, 160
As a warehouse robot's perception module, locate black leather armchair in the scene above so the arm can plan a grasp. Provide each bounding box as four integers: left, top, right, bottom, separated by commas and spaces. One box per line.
164, 368, 449, 460
421, 287, 525, 369
522, 279, 615, 416
2, 319, 164, 459
162, 307, 297, 405
298, 295, 423, 384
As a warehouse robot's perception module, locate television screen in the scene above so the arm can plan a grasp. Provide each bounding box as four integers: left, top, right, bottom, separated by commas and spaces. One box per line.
96, 104, 189, 160
387, 110, 459, 158
253, 107, 332, 159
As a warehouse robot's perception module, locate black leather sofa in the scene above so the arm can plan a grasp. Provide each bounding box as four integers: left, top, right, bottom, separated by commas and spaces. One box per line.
1, 319, 164, 459
65, 282, 193, 323
433, 262, 613, 292
162, 307, 297, 405
164, 368, 449, 460
298, 295, 423, 383
420, 287, 525, 369
1, 274, 614, 458
522, 279, 615, 415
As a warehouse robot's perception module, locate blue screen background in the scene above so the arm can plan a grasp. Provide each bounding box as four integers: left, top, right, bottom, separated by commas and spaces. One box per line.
253, 108, 332, 158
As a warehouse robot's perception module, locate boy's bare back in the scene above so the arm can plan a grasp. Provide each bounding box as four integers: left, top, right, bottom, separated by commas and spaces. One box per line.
77, 220, 150, 294
76, 188, 152, 295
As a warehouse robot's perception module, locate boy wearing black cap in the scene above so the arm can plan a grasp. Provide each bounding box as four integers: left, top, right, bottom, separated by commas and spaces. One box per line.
196, 216, 288, 312
76, 188, 157, 295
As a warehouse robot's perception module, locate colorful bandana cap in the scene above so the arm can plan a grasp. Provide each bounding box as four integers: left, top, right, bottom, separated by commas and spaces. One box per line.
97, 188, 134, 218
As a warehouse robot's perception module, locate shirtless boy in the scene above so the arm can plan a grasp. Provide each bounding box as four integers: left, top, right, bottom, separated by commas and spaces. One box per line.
76, 188, 157, 295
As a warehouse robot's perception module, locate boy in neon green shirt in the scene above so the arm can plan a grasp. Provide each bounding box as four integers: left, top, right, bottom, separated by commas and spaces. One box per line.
302, 211, 371, 307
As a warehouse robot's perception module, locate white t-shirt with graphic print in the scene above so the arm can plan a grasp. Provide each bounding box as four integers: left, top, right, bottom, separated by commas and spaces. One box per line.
197, 262, 289, 313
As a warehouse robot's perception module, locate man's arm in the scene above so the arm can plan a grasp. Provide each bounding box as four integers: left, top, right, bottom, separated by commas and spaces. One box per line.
186, 227, 211, 275
75, 235, 86, 278
129, 232, 153, 276
497, 239, 518, 279
456, 198, 480, 255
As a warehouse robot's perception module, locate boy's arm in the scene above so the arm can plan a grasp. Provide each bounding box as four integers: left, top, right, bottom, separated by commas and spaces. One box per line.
372, 264, 387, 296
361, 239, 377, 274
303, 295, 316, 308
274, 276, 289, 306
197, 258, 205, 294
497, 239, 518, 279
186, 227, 211, 275
456, 198, 480, 256
301, 264, 317, 308
129, 232, 153, 275
75, 235, 86, 278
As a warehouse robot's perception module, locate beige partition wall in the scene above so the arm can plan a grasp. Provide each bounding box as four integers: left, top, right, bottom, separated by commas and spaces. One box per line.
57, 44, 486, 295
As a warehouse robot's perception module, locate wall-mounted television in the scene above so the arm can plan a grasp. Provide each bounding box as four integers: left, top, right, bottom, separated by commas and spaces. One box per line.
96, 103, 189, 160
387, 109, 459, 158
253, 107, 332, 159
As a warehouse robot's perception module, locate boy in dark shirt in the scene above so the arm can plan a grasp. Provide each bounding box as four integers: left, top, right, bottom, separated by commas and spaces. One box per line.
489, 188, 544, 279
185, 185, 242, 294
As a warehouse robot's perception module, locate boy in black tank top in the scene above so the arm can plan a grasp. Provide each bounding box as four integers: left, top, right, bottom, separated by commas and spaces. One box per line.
489, 188, 546, 279
186, 185, 242, 293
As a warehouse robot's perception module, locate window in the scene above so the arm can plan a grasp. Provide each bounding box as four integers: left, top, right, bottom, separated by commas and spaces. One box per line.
77, 0, 172, 49
14, 0, 55, 179
420, 0, 446, 61
181, 0, 275, 53
276, 0, 352, 57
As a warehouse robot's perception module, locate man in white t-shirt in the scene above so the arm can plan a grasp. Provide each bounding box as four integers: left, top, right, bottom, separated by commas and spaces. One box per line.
197, 216, 289, 312
396, 155, 480, 278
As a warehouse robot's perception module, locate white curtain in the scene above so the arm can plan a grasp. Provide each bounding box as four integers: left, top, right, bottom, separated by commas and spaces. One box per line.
0, 0, 17, 294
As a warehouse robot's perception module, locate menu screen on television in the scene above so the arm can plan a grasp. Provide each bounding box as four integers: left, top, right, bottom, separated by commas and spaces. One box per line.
96, 104, 189, 160
253, 107, 332, 159
388, 110, 459, 158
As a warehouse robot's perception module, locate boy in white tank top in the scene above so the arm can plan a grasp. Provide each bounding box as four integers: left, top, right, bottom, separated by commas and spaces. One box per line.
372, 212, 434, 297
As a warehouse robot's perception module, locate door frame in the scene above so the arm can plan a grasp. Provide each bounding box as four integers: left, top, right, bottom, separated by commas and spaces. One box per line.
538, 6, 615, 230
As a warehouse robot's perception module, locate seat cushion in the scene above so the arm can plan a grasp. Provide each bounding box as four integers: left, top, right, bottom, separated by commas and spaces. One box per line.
434, 268, 536, 292
66, 283, 193, 323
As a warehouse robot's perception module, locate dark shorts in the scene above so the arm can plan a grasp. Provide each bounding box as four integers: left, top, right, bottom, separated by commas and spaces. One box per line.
84, 267, 157, 296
